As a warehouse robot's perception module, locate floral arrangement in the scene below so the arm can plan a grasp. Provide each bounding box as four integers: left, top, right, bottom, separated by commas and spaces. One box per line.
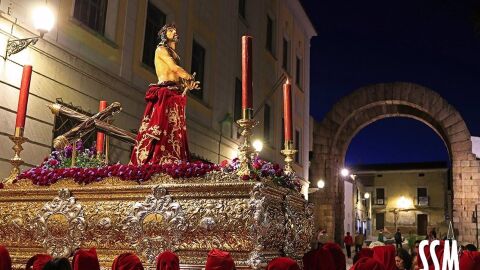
15, 140, 301, 192
16, 140, 219, 186
17, 162, 219, 186
41, 140, 104, 170
220, 157, 302, 192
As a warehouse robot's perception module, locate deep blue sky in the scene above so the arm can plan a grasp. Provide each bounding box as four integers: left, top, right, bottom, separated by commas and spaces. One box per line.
300, 0, 480, 165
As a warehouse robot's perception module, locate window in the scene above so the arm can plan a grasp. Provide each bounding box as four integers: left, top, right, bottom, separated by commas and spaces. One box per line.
282, 38, 289, 72
417, 188, 428, 206
295, 129, 300, 163
74, 0, 108, 34
142, 1, 166, 69
234, 78, 242, 121
376, 188, 385, 205
191, 40, 206, 100
238, 0, 246, 19
266, 16, 275, 54
264, 104, 271, 143
295, 56, 302, 87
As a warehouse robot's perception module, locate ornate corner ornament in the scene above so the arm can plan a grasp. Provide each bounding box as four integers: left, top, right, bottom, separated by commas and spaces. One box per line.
124, 186, 187, 263
283, 193, 314, 259
248, 183, 286, 269
31, 188, 86, 257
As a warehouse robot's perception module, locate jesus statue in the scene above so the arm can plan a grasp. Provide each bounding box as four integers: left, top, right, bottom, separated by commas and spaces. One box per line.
130, 24, 200, 165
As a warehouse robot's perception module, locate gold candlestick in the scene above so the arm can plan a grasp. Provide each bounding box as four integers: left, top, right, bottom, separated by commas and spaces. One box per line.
3, 128, 28, 184
236, 109, 257, 177
281, 140, 297, 175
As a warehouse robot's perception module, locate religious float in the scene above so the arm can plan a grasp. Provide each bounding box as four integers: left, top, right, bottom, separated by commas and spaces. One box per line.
0, 25, 312, 269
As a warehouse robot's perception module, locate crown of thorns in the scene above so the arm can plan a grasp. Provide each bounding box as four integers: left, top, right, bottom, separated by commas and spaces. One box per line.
158, 23, 176, 45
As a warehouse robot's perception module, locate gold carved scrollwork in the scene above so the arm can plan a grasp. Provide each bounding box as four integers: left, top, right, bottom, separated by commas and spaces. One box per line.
31, 188, 86, 257
178, 198, 251, 251
83, 201, 132, 249
123, 186, 187, 263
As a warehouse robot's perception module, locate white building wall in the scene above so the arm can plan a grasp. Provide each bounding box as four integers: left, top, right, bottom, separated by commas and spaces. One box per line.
344, 181, 354, 236
0, 0, 316, 192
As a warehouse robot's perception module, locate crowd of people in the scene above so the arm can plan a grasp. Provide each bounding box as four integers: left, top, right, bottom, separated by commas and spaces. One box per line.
307, 229, 480, 270
0, 246, 305, 270
0, 234, 479, 270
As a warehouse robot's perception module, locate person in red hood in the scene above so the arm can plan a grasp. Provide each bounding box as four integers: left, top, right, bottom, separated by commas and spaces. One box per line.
459, 251, 480, 270
344, 232, 354, 259
303, 247, 335, 270
323, 242, 346, 270
26, 254, 53, 270
0, 246, 11, 270
351, 257, 385, 270
112, 253, 144, 270
72, 248, 100, 270
373, 245, 396, 270
266, 257, 300, 270
156, 251, 179, 270
205, 249, 235, 270
353, 248, 374, 265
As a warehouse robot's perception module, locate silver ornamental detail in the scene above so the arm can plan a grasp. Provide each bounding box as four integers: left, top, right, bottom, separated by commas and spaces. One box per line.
31, 188, 86, 257
124, 186, 187, 263
283, 194, 314, 258
248, 183, 285, 269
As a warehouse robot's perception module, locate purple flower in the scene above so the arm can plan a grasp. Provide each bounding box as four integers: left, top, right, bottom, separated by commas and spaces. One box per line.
64, 145, 73, 158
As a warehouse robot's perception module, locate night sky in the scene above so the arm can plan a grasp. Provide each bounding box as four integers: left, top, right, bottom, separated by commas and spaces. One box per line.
300, 0, 480, 166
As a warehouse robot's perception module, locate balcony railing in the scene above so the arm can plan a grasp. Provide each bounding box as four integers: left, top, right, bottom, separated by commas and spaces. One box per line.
373, 197, 386, 206
415, 196, 429, 206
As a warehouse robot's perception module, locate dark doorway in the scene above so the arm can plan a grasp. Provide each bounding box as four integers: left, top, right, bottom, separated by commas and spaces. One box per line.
417, 214, 428, 235
376, 213, 385, 231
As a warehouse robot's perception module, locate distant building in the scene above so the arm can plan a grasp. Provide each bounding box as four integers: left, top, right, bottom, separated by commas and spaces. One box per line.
0, 0, 315, 194
348, 162, 450, 238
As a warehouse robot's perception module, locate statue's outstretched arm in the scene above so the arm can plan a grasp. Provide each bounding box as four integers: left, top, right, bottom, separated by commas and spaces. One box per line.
156, 47, 192, 80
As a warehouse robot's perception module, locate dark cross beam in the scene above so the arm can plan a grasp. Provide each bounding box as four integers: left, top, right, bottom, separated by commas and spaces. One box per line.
48, 102, 136, 149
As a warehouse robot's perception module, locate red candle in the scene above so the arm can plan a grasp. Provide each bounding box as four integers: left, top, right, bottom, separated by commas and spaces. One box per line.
242, 36, 253, 113
96, 100, 107, 154
283, 78, 292, 142
15, 65, 32, 132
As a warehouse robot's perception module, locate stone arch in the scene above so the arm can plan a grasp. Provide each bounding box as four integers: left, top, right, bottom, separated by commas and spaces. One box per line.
310, 82, 479, 244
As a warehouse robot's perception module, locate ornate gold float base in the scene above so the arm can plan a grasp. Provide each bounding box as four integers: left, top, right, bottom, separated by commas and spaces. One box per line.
0, 172, 313, 269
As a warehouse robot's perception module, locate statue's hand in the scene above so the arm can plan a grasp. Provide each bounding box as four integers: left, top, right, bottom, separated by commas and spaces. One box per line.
181, 79, 201, 96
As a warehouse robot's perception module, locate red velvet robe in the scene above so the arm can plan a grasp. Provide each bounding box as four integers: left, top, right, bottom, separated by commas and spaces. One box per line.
130, 82, 189, 165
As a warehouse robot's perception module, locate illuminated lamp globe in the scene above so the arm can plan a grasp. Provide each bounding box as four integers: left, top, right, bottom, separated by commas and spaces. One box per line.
317, 179, 325, 189
32, 5, 55, 36
397, 196, 411, 209
340, 168, 350, 177
364, 192, 370, 199
252, 139, 263, 152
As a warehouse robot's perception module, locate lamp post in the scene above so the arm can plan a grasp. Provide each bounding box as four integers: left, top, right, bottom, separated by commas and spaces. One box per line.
252, 139, 263, 159
6, 4, 56, 57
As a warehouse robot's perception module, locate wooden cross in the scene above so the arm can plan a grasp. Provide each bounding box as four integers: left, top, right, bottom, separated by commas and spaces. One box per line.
48, 102, 136, 149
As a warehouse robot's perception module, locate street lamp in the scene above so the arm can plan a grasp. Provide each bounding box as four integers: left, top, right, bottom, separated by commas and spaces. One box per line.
317, 179, 325, 189
32, 5, 56, 35
364, 192, 370, 199
340, 168, 350, 177
252, 139, 263, 153
6, 4, 56, 57
397, 196, 411, 209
